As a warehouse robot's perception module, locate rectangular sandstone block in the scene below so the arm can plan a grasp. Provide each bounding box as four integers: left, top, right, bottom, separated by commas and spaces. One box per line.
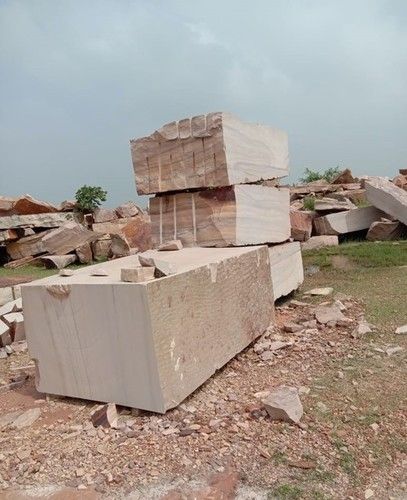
150, 185, 290, 247
130, 112, 289, 195
314, 206, 385, 235
268, 242, 304, 300
21, 246, 274, 413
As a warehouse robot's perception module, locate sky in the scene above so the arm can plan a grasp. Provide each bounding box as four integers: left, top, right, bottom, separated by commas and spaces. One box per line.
1, 0, 406, 207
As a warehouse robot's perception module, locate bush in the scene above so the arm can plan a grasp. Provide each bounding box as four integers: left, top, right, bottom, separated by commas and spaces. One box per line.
300, 166, 341, 184
75, 185, 107, 212
303, 196, 315, 210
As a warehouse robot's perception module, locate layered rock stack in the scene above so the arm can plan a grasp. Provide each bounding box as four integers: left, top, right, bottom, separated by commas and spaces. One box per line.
130, 111, 304, 299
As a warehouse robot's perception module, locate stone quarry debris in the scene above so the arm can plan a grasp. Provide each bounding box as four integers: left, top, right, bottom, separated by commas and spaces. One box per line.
395, 325, 407, 335
314, 304, 345, 324
314, 197, 356, 212
301, 235, 339, 251
21, 246, 274, 413
314, 206, 385, 235
40, 254, 77, 269
6, 231, 50, 259
42, 221, 98, 255
365, 177, 407, 225
0, 212, 73, 230
93, 207, 118, 223
59, 269, 74, 277
116, 201, 139, 218
268, 242, 304, 300
261, 386, 303, 424
75, 242, 93, 264
91, 403, 118, 428
158, 239, 183, 251
332, 168, 355, 184
366, 220, 405, 241
131, 111, 289, 195
11, 408, 41, 429
290, 209, 314, 241
150, 185, 290, 247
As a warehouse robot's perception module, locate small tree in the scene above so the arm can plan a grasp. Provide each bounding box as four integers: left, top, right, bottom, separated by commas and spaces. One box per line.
300, 166, 341, 184
75, 185, 107, 213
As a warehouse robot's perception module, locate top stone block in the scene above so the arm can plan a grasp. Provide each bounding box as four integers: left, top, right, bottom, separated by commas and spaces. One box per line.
130, 112, 289, 195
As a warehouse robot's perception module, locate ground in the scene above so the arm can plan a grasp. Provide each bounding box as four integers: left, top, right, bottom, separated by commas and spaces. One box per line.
0, 242, 406, 499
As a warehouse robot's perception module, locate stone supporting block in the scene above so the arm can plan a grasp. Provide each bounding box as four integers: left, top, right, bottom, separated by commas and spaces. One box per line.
131, 112, 289, 195
150, 185, 290, 248
268, 242, 304, 300
21, 246, 274, 413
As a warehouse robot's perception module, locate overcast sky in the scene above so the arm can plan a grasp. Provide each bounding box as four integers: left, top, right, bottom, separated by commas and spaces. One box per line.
1, 0, 406, 207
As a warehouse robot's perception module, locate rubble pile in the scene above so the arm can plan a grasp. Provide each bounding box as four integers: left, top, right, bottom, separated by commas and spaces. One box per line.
0, 195, 151, 268
289, 168, 407, 247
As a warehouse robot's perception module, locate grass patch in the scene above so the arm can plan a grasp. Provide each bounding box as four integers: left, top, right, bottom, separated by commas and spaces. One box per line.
271, 449, 288, 465
0, 263, 90, 281
302, 241, 407, 269
303, 196, 315, 211
269, 484, 304, 499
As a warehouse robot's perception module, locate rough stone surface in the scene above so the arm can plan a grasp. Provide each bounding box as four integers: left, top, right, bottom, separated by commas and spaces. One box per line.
314, 206, 385, 235
365, 176, 407, 225
301, 235, 339, 251
268, 242, 304, 300
366, 220, 406, 241
158, 239, 183, 251
314, 304, 345, 324
261, 386, 303, 424
11, 408, 41, 429
131, 111, 289, 194
290, 209, 314, 241
115, 201, 139, 218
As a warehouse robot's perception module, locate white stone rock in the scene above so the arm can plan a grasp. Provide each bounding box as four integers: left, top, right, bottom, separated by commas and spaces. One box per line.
261, 386, 303, 424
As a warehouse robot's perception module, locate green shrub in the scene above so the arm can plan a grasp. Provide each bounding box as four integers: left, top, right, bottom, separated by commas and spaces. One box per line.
300, 166, 341, 184
75, 185, 107, 213
303, 195, 315, 211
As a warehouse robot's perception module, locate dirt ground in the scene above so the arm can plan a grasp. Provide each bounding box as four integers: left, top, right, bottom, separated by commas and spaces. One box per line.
0, 255, 406, 499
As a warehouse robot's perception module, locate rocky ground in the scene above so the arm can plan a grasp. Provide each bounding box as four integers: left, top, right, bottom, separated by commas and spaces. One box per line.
0, 253, 406, 499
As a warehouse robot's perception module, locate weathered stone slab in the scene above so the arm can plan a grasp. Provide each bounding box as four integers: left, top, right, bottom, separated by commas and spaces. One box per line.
6, 231, 50, 260
76, 242, 93, 264
42, 222, 98, 255
91, 238, 111, 260
365, 177, 407, 225
92, 218, 134, 235
150, 185, 290, 247
290, 210, 314, 241
314, 206, 385, 235
131, 112, 289, 195
268, 242, 304, 300
314, 197, 356, 212
116, 202, 139, 218
0, 229, 18, 243
0, 212, 73, 230
366, 220, 406, 241
22, 246, 274, 412
93, 208, 118, 223
301, 235, 339, 251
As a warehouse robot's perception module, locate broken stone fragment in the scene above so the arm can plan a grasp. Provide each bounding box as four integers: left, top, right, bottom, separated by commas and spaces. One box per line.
115, 201, 140, 219
301, 235, 339, 251
157, 239, 183, 251
59, 269, 74, 277
352, 319, 372, 337
40, 254, 77, 269
91, 403, 118, 428
395, 324, 407, 335
11, 407, 41, 429
90, 268, 109, 276
121, 266, 155, 283
314, 304, 345, 324
261, 386, 303, 424
283, 322, 303, 333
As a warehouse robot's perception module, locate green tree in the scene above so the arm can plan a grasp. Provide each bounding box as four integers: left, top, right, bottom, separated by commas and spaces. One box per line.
75, 185, 107, 212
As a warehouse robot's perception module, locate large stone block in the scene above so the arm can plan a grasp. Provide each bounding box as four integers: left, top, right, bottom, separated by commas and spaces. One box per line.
314, 206, 385, 235
130, 112, 289, 195
150, 185, 290, 247
365, 177, 407, 225
22, 246, 274, 413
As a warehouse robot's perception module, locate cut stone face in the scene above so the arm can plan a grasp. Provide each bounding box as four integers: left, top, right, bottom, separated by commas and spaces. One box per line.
22, 246, 274, 413
150, 185, 290, 247
268, 242, 304, 300
130, 112, 289, 195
